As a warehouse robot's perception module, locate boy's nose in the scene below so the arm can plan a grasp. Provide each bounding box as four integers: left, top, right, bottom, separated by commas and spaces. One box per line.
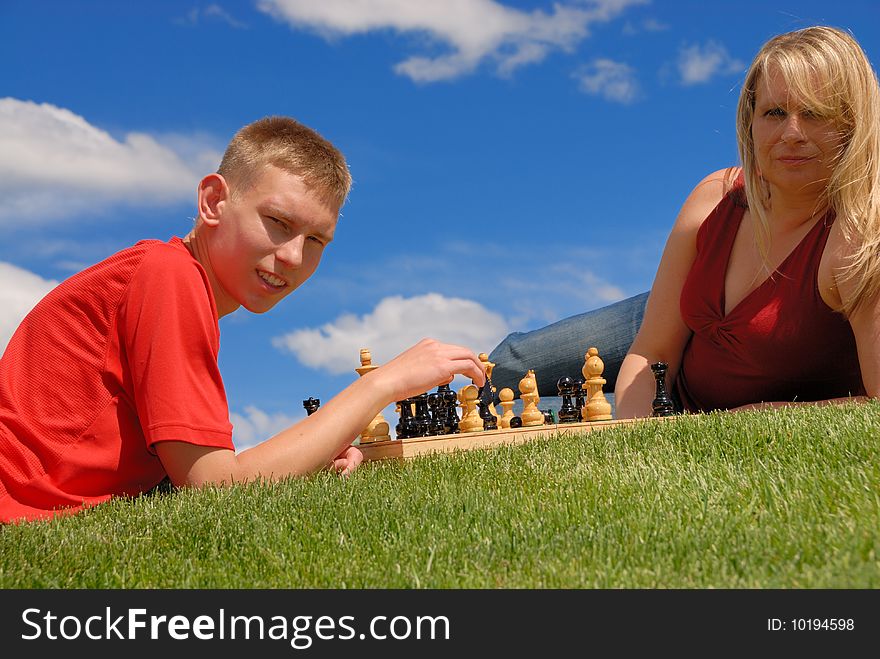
276, 235, 304, 268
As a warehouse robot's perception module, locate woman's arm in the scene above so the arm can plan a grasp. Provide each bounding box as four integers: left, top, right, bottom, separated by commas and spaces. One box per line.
837, 259, 880, 401
614, 169, 733, 418
814, 221, 880, 403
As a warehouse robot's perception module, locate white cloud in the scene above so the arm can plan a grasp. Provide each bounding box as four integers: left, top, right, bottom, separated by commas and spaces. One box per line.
272, 293, 511, 374
0, 262, 58, 354
622, 17, 668, 35
573, 58, 640, 103
230, 405, 304, 451
176, 4, 248, 29
257, 0, 646, 82
0, 98, 222, 223
498, 262, 627, 327
677, 41, 743, 85
305, 238, 640, 334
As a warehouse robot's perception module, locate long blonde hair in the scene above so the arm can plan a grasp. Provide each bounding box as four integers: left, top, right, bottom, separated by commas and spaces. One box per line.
736, 26, 880, 316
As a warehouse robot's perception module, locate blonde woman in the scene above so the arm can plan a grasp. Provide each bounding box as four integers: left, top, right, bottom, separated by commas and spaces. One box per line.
614, 26, 880, 417
490, 26, 879, 418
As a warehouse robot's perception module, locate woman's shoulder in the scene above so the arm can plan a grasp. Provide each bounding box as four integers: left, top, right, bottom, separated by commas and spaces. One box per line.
673, 167, 741, 233
693, 166, 742, 200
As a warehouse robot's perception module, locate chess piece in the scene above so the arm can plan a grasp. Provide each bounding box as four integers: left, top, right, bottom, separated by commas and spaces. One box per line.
498, 387, 516, 429
651, 362, 677, 417
438, 383, 460, 434
509, 416, 523, 428
477, 375, 498, 431
458, 384, 483, 433
542, 409, 555, 425
395, 397, 418, 439
302, 397, 320, 416
355, 348, 391, 443
413, 392, 432, 437
556, 376, 580, 424
478, 352, 502, 425
427, 391, 447, 435
479, 352, 495, 379
527, 369, 540, 408
582, 347, 612, 421
574, 376, 586, 415
518, 370, 544, 427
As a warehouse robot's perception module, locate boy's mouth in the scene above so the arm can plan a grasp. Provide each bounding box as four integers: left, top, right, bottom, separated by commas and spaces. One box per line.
257, 270, 287, 289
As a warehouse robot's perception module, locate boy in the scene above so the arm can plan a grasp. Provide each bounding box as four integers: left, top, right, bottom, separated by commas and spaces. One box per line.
0, 116, 485, 523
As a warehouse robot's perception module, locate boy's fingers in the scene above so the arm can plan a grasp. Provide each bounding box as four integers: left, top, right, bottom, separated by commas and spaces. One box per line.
447, 355, 486, 385
431, 343, 486, 384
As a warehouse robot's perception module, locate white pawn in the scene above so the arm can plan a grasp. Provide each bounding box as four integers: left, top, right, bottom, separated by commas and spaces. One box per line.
458, 384, 483, 433
498, 387, 516, 429
582, 347, 612, 421
355, 348, 391, 442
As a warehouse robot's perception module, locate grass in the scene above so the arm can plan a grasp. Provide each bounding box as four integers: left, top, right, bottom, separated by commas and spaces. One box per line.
1, 403, 878, 588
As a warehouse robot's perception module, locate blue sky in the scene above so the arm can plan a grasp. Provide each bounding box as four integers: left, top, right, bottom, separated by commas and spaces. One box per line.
1, 1, 878, 449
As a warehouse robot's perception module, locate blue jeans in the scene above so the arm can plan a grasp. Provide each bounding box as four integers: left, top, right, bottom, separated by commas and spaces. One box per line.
488, 292, 648, 398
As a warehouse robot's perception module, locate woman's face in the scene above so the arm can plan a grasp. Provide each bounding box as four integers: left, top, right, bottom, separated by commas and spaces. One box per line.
751, 68, 845, 201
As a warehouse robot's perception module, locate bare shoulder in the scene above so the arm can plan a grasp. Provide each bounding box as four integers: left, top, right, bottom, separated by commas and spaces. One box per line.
668, 167, 738, 238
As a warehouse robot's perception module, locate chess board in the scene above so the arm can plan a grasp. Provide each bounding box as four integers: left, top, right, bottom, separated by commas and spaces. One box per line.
358, 416, 664, 462
342, 345, 677, 463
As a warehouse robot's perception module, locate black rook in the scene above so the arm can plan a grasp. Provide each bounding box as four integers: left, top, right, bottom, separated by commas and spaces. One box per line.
650, 362, 676, 417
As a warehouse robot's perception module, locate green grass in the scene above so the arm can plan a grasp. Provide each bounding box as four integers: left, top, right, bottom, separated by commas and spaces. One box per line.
2, 403, 878, 588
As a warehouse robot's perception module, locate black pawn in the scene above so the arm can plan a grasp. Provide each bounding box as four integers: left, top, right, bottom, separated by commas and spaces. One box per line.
574, 376, 586, 418
651, 362, 677, 417
439, 384, 460, 434
302, 397, 320, 416
396, 398, 418, 439
557, 376, 580, 424
427, 391, 446, 436
509, 416, 523, 428
413, 393, 432, 437
542, 409, 555, 425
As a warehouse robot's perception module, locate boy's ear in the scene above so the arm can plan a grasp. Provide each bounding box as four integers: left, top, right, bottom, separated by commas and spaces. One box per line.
197, 174, 230, 226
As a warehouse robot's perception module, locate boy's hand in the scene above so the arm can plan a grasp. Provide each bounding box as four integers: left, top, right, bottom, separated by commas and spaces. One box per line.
330, 445, 364, 477
371, 338, 486, 403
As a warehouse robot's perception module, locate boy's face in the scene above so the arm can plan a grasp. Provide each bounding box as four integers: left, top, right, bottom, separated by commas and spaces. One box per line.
205, 165, 338, 316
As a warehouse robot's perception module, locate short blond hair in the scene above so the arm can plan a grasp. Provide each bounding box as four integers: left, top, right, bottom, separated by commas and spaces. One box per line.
736, 26, 880, 316
218, 116, 352, 210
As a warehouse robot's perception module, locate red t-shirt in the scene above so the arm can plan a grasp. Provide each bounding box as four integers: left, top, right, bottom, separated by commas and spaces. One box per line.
0, 237, 234, 523
676, 183, 865, 412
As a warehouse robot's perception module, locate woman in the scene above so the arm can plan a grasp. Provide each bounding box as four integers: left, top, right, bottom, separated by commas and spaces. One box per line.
490, 26, 880, 418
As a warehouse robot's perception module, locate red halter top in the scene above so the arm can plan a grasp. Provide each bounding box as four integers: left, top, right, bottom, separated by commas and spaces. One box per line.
675, 182, 864, 412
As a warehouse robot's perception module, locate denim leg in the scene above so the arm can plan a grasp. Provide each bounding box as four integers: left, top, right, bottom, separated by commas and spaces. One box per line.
488, 292, 649, 397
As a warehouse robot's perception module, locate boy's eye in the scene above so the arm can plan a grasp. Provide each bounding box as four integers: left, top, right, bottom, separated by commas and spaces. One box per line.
308, 236, 325, 246
765, 107, 785, 117
269, 217, 289, 231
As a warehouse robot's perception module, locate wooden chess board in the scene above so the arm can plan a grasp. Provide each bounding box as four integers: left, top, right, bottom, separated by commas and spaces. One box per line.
358, 416, 665, 462
350, 344, 677, 463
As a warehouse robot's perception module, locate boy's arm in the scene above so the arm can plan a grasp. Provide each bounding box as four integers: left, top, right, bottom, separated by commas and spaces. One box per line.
155, 339, 485, 487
